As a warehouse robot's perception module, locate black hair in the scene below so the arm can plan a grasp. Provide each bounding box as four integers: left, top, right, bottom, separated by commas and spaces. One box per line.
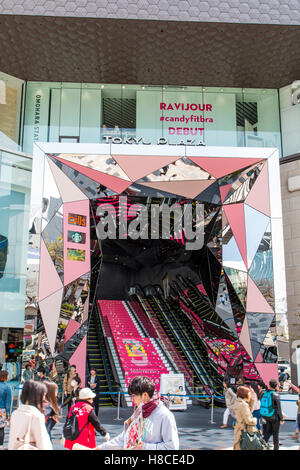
128, 376, 155, 398
37, 366, 45, 374
70, 365, 77, 370
21, 380, 47, 413
269, 379, 278, 389
73, 375, 81, 385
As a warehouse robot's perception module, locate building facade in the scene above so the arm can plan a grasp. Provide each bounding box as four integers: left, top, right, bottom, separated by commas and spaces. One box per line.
0, 0, 299, 390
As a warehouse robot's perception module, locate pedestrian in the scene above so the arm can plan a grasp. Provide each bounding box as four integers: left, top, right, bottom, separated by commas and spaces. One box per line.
291, 384, 300, 439
252, 382, 265, 431
97, 376, 179, 450
0, 370, 12, 450
87, 368, 100, 416
62, 375, 81, 410
261, 379, 284, 450
37, 366, 48, 382
63, 365, 81, 412
28, 355, 35, 369
8, 380, 52, 450
279, 368, 289, 391
233, 386, 257, 450
44, 381, 59, 440
223, 287, 229, 302
220, 380, 236, 428
64, 388, 109, 450
22, 364, 34, 383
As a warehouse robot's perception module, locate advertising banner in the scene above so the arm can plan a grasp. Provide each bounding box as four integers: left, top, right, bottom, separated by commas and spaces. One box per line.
160, 373, 187, 410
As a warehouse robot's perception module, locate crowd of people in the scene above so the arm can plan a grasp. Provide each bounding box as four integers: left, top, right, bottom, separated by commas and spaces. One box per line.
0, 359, 300, 451
0, 369, 180, 451
221, 378, 300, 450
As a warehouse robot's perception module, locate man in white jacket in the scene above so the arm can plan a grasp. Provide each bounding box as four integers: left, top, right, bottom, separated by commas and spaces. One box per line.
97, 376, 179, 451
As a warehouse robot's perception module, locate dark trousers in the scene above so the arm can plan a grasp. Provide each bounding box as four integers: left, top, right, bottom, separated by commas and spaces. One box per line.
263, 417, 281, 450
93, 395, 99, 417
0, 427, 4, 446
45, 418, 56, 440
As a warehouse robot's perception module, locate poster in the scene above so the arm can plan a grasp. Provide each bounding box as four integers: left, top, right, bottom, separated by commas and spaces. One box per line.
123, 405, 144, 449
160, 373, 187, 410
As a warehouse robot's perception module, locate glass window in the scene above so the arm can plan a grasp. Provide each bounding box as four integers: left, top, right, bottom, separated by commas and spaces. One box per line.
241, 89, 281, 153
0, 150, 32, 328
22, 82, 282, 154
0, 72, 24, 152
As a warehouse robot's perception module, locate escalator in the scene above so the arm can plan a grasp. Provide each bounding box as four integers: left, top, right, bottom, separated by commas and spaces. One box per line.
178, 276, 234, 340
87, 307, 119, 406
152, 293, 223, 396
145, 295, 202, 390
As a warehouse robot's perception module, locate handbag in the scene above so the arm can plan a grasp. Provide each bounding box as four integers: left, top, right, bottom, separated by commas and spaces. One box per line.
240, 425, 269, 451
14, 416, 39, 451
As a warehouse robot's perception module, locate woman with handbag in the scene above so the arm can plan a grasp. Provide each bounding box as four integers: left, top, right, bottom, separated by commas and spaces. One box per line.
44, 381, 59, 440
0, 370, 12, 450
233, 386, 257, 450
8, 380, 52, 450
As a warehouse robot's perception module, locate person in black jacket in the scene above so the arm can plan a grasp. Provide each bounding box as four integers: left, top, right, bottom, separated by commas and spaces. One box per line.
62, 375, 81, 411
87, 368, 100, 416
262, 379, 285, 450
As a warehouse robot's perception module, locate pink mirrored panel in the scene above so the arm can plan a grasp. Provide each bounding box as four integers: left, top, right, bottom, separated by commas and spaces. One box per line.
47, 156, 88, 203
254, 363, 279, 387
239, 316, 253, 360
247, 275, 274, 313
219, 183, 233, 203
189, 157, 265, 179
223, 204, 248, 269
64, 318, 81, 343
139, 179, 215, 199
38, 238, 63, 302
39, 288, 63, 355
112, 155, 181, 182
245, 162, 271, 217
50, 155, 131, 194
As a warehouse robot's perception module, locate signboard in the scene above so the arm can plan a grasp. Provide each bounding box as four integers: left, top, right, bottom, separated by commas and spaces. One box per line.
66, 248, 86, 262
136, 90, 237, 146
68, 213, 87, 227
160, 373, 187, 410
67, 230, 86, 244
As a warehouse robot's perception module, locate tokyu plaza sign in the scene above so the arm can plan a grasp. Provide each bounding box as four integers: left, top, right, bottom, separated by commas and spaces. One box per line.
102, 135, 206, 146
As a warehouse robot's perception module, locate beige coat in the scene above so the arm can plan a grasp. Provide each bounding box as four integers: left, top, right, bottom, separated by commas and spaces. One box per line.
233, 397, 257, 450
8, 404, 53, 450
224, 387, 236, 418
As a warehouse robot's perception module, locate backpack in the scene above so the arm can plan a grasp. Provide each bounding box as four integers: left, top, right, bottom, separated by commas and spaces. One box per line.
260, 390, 275, 418
63, 405, 88, 441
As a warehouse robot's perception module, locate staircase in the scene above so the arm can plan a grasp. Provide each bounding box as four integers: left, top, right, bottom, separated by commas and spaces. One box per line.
87, 308, 119, 406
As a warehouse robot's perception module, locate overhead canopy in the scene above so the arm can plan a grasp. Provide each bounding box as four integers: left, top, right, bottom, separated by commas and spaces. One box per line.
0, 15, 299, 88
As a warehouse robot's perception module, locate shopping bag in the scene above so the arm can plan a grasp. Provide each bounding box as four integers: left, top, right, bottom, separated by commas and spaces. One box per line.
240, 429, 268, 450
